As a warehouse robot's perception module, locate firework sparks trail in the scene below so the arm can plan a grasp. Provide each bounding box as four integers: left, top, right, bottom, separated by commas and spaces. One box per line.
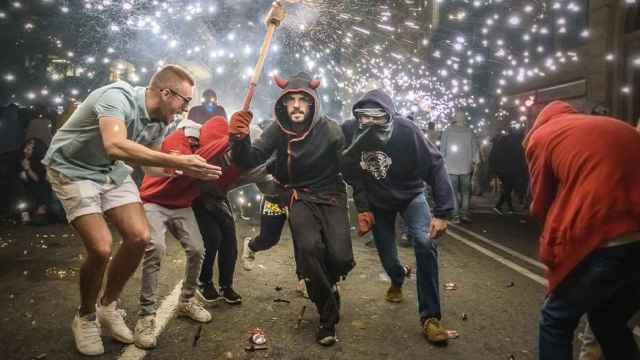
0, 0, 595, 133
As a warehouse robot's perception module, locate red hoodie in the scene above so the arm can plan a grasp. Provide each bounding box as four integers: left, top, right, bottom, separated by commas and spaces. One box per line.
140, 116, 242, 209
524, 101, 640, 291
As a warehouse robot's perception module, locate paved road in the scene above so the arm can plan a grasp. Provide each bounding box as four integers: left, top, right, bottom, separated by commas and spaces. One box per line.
0, 200, 558, 360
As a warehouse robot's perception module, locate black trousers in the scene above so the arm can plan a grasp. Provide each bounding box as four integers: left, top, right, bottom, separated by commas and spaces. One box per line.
193, 195, 238, 289
496, 175, 515, 211
248, 194, 288, 252
248, 194, 304, 277
289, 193, 354, 327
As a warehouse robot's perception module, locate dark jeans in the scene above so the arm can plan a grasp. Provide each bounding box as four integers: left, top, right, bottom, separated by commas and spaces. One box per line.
371, 193, 441, 323
192, 196, 238, 289
289, 194, 354, 327
449, 174, 471, 218
538, 240, 640, 360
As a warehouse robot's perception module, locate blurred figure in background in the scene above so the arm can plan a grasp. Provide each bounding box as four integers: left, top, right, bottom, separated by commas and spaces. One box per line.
489, 127, 527, 215
440, 110, 479, 224
188, 88, 227, 124
53, 98, 81, 134
18, 138, 63, 224
425, 121, 440, 146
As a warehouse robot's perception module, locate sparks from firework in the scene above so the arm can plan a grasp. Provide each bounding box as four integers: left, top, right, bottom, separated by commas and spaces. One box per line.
2, 0, 590, 134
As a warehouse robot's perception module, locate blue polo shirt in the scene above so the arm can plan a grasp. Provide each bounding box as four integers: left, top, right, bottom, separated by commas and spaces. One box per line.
43, 81, 164, 185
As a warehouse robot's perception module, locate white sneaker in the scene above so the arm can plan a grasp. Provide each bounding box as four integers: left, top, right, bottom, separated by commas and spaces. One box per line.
177, 298, 212, 323
96, 300, 134, 344
71, 312, 104, 356
134, 315, 157, 349
296, 279, 309, 299
242, 237, 255, 271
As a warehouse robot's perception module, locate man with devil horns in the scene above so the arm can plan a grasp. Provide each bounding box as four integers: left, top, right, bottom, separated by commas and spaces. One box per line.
228, 72, 354, 346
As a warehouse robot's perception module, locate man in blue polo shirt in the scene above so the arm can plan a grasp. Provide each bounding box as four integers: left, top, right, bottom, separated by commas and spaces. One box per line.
43, 64, 221, 356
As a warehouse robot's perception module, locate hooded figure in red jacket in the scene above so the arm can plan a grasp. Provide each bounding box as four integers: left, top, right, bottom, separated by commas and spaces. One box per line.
524, 101, 640, 360
134, 116, 242, 349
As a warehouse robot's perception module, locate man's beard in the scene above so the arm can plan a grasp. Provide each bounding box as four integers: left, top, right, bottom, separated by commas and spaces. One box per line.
289, 110, 311, 123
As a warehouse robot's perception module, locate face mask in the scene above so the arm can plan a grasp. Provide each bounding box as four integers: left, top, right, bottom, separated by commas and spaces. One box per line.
206, 103, 216, 113
355, 108, 388, 127
342, 118, 394, 162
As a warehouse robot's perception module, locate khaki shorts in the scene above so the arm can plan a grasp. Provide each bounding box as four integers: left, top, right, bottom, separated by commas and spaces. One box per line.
47, 169, 141, 222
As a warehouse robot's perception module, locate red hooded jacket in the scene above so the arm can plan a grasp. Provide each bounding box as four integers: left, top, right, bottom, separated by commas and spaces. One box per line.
524, 101, 640, 291
140, 116, 242, 209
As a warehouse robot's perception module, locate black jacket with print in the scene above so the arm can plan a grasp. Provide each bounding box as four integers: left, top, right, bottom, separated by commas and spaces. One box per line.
341, 89, 455, 218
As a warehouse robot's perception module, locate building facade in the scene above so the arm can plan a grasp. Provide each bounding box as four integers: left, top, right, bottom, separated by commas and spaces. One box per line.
507, 0, 639, 124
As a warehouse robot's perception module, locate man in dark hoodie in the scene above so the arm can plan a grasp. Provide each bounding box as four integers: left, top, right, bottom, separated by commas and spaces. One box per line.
341, 89, 455, 345
228, 72, 354, 346
489, 127, 528, 215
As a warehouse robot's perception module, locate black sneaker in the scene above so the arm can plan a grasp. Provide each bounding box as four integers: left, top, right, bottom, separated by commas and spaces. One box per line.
196, 285, 222, 306
221, 287, 242, 305
316, 325, 337, 346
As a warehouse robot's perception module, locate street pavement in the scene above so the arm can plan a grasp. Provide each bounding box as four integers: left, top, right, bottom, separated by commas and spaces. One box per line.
0, 194, 572, 360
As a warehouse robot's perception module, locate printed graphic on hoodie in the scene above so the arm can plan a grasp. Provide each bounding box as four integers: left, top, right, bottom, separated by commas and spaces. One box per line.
360, 151, 392, 180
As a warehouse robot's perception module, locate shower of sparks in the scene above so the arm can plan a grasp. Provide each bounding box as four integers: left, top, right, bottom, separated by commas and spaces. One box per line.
0, 0, 595, 134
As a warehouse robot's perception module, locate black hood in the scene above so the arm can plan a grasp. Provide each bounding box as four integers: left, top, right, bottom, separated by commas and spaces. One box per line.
352, 88, 396, 119
343, 89, 396, 158
273, 72, 322, 135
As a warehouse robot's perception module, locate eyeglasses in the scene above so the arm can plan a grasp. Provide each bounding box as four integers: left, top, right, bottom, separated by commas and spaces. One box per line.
164, 88, 192, 107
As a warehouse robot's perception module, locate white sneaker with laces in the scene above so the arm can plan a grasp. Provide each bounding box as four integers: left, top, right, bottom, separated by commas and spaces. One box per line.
71, 312, 104, 356
177, 298, 212, 323
96, 300, 134, 344
134, 315, 157, 349
242, 237, 255, 271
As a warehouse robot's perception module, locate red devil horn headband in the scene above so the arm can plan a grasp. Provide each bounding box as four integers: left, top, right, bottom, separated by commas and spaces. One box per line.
273, 75, 289, 89
308, 79, 321, 89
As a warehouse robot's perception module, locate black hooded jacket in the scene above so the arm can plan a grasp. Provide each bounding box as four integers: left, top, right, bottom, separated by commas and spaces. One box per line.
231, 72, 346, 198
488, 131, 528, 180
341, 89, 455, 218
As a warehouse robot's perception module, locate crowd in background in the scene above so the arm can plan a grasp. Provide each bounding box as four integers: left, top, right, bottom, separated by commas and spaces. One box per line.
4, 95, 639, 232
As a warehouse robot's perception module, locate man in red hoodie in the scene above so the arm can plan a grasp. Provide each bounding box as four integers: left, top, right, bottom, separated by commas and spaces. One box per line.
133, 116, 241, 349
524, 101, 640, 360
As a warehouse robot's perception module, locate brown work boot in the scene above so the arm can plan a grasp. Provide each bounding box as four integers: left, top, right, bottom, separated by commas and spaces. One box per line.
385, 285, 403, 303
423, 318, 449, 345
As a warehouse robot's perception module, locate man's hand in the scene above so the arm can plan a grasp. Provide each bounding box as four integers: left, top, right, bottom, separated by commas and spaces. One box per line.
174, 154, 222, 180
229, 111, 253, 138
430, 217, 448, 239
357, 211, 375, 237
21, 159, 31, 171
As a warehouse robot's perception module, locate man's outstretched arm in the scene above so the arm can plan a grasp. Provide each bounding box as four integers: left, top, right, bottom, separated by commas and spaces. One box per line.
100, 116, 221, 180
